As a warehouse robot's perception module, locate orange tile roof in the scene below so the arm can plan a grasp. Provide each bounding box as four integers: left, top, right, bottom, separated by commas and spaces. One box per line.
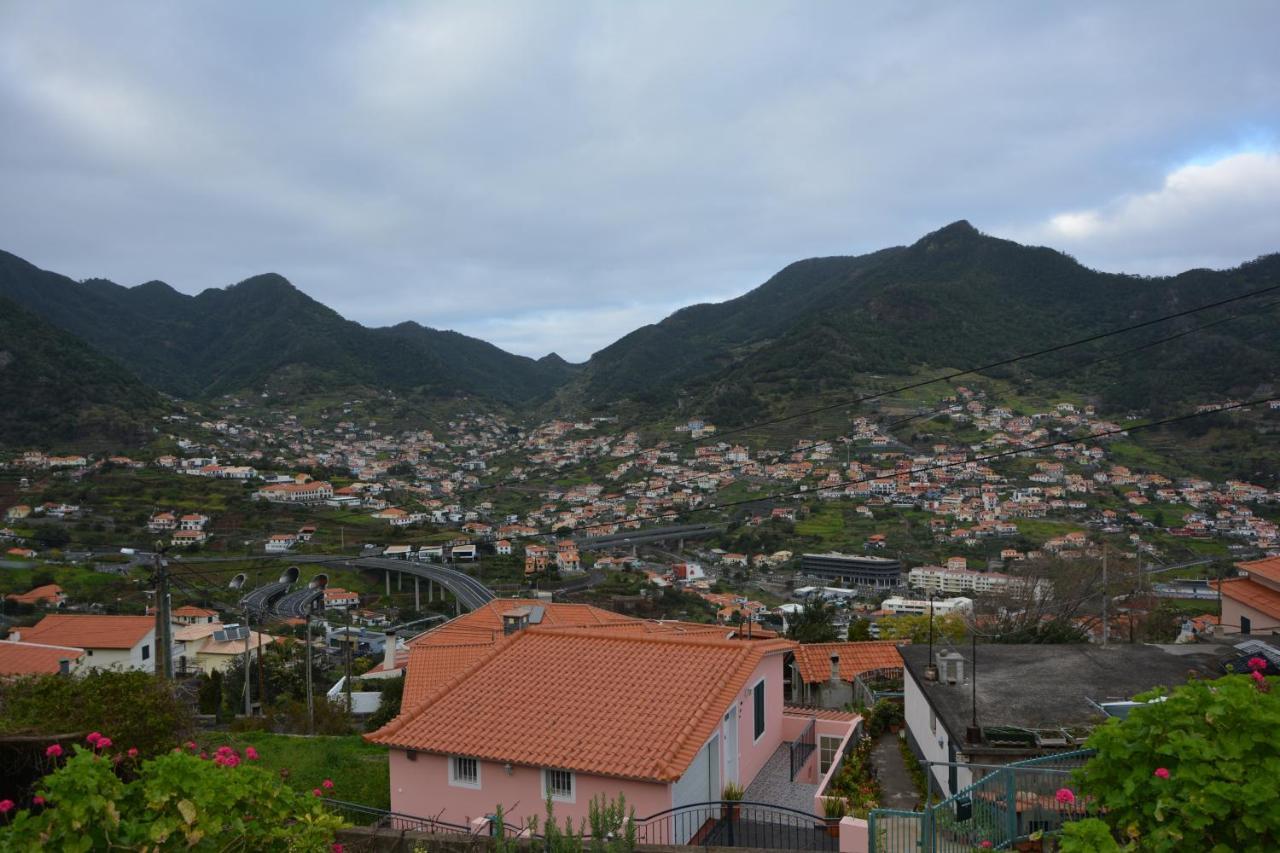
1237, 556, 1280, 586
0, 641, 85, 675
173, 605, 217, 617
5, 584, 63, 605
370, 628, 794, 782
784, 704, 860, 722
406, 599, 635, 648
21, 615, 153, 649
791, 641, 905, 684
1216, 577, 1280, 620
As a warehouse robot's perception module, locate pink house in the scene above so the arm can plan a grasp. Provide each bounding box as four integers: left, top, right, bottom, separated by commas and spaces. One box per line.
369, 611, 859, 840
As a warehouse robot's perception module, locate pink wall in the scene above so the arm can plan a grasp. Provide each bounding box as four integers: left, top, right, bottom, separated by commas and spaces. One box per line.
813, 717, 863, 818
733, 651, 787, 789
388, 750, 672, 827
1222, 598, 1280, 635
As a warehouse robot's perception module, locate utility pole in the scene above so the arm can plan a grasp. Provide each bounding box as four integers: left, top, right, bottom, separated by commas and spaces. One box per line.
152, 544, 173, 680
243, 609, 252, 717
256, 622, 266, 709
305, 607, 314, 735
344, 605, 353, 713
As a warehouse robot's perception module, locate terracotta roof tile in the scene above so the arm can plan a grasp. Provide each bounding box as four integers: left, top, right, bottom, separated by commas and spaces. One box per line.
1237, 556, 1280, 586
370, 628, 794, 782
1216, 577, 1280, 620
20, 615, 152, 649
792, 641, 905, 684
0, 641, 84, 675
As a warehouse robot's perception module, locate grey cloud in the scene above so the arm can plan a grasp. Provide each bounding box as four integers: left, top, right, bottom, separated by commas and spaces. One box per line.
0, 1, 1277, 360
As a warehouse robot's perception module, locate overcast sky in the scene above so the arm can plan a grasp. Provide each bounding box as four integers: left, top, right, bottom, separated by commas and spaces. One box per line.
2, 2, 1278, 361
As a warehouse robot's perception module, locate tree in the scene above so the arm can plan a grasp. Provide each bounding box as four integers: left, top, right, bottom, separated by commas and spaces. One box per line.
787, 599, 839, 644
875, 612, 966, 643
364, 676, 405, 733
847, 618, 872, 641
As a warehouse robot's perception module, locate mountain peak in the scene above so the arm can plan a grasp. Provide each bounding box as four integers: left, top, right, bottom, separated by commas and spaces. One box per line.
228, 272, 297, 294
916, 220, 979, 243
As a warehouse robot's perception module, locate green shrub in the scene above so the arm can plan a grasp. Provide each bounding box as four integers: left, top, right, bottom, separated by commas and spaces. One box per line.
0, 671, 191, 758
0, 741, 345, 851
1071, 673, 1280, 852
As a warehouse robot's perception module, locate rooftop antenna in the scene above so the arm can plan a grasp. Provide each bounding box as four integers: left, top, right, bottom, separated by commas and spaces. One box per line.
924, 591, 938, 681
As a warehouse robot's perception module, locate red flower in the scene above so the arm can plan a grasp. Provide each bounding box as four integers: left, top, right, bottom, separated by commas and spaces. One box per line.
86, 732, 102, 745
127, 748, 139, 759
980, 843, 993, 849
0, 800, 13, 814
1055, 788, 1075, 805
312, 788, 323, 797
245, 747, 259, 761
332, 844, 345, 853
322, 779, 334, 790
185, 741, 198, 751
1153, 767, 1170, 779
1252, 670, 1266, 684
45, 744, 63, 759
96, 737, 113, 751
32, 796, 45, 807
1247, 656, 1267, 672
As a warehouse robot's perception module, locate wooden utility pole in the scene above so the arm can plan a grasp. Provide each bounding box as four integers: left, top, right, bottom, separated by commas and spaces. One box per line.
1101, 544, 1110, 647
151, 545, 173, 680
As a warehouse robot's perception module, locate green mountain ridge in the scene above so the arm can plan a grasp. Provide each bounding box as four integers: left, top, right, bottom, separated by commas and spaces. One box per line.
562, 221, 1280, 419
0, 253, 577, 404
0, 295, 166, 447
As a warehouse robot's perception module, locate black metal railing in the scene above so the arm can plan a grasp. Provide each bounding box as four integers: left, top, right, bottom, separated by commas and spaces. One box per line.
790, 716, 817, 780
320, 798, 475, 835
634, 801, 837, 851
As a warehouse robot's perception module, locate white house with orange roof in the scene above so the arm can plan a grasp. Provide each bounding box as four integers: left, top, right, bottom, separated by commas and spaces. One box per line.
1216, 556, 1280, 636
13, 615, 156, 672
0, 640, 86, 676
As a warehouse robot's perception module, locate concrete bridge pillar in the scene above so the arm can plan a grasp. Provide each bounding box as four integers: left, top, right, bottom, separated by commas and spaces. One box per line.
398, 571, 403, 592
385, 570, 391, 596
414, 576, 420, 611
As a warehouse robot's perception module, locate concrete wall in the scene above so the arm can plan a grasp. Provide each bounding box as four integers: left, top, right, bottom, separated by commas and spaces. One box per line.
736, 652, 786, 789
83, 631, 155, 673
903, 670, 971, 796
1221, 598, 1280, 635
388, 750, 673, 828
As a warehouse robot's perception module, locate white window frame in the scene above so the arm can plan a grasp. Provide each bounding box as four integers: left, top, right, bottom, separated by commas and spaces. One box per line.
751, 677, 767, 742
448, 755, 481, 789
818, 735, 842, 775
542, 768, 575, 803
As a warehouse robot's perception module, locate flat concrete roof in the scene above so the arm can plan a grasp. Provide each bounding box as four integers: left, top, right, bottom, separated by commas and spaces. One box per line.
901, 643, 1225, 741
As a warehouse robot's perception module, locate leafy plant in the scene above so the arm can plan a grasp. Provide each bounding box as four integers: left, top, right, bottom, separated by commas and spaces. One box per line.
822, 796, 848, 819
0, 739, 345, 851
1072, 673, 1280, 852
1059, 818, 1125, 852
721, 781, 745, 801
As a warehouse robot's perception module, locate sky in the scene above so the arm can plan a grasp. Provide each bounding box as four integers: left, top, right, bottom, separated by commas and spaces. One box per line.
1, 2, 1278, 362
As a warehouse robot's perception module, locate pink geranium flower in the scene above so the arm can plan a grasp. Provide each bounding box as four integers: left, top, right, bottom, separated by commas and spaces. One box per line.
96, 737, 112, 750
1153, 767, 1170, 779
312, 788, 323, 797
322, 779, 334, 790
1252, 670, 1265, 684
1055, 788, 1075, 805
185, 741, 198, 751
1247, 656, 1267, 671
86, 732, 102, 745
0, 800, 13, 814
245, 747, 259, 760
980, 843, 993, 849
332, 844, 345, 853
32, 796, 45, 807
45, 744, 63, 759
127, 748, 139, 759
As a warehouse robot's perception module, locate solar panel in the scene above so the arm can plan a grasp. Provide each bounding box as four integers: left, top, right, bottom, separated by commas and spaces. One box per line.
214, 625, 250, 643
528, 605, 545, 624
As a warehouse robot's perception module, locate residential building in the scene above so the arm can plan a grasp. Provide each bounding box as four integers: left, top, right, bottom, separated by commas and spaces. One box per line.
0, 640, 85, 676
172, 605, 218, 625
13, 615, 155, 672
555, 540, 581, 572
789, 641, 904, 708
1216, 556, 1280, 636
900, 644, 1224, 797
908, 566, 1015, 596
5, 583, 66, 608
369, 619, 857, 833
325, 588, 360, 609
880, 596, 973, 617
254, 481, 334, 504
265, 533, 298, 553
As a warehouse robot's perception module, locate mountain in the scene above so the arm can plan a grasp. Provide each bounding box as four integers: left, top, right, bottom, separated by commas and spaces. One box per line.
566, 222, 1280, 419
0, 252, 577, 403
0, 295, 165, 447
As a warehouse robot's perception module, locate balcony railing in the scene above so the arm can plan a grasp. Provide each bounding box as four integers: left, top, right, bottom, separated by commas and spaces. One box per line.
634, 801, 838, 850
789, 716, 817, 780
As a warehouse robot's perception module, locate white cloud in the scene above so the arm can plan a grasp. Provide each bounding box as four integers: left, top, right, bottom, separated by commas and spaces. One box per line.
1014, 151, 1280, 273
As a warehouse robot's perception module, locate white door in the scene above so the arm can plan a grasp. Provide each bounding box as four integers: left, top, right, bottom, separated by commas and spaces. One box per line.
723, 707, 739, 787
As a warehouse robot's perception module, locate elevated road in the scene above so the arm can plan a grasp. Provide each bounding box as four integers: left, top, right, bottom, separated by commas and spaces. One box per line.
240, 581, 291, 618
273, 587, 325, 618
575, 523, 723, 551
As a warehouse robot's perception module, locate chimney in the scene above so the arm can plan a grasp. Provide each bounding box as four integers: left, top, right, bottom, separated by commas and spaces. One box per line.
383, 630, 397, 672
829, 654, 841, 686
937, 651, 965, 685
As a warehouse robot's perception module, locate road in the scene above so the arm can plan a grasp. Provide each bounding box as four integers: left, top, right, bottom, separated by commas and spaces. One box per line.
272, 587, 325, 618
576, 523, 723, 551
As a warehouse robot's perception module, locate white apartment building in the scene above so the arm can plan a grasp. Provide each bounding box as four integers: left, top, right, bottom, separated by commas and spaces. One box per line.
880, 596, 973, 617
908, 566, 1012, 595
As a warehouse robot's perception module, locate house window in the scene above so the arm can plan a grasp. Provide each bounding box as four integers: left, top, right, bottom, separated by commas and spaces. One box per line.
544, 768, 574, 802
819, 736, 842, 775
449, 756, 480, 788
753, 679, 766, 741
141, 645, 150, 660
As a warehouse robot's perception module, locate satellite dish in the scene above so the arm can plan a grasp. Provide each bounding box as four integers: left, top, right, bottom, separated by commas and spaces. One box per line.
228, 573, 248, 591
